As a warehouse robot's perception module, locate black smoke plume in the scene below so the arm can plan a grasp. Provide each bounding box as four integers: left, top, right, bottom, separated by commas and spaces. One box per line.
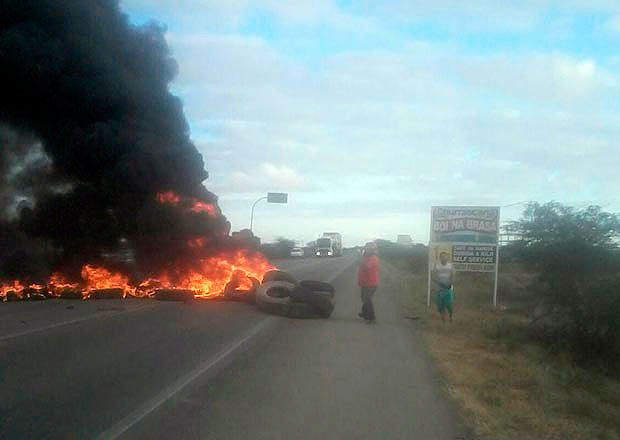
0, 0, 230, 281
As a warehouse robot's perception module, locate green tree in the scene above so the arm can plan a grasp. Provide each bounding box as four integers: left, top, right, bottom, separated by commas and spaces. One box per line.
507, 202, 620, 372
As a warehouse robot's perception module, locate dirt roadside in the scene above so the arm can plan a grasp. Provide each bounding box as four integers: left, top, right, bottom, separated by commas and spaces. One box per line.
386, 259, 620, 440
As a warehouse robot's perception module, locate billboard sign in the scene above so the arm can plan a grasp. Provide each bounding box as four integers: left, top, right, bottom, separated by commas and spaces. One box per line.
431, 206, 499, 244
452, 245, 497, 272
428, 206, 501, 307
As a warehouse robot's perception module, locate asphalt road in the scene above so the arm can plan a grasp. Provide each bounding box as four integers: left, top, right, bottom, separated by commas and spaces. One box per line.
0, 254, 468, 439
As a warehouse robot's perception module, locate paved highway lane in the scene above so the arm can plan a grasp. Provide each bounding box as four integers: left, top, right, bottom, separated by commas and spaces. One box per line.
121, 257, 469, 439
0, 255, 356, 439
1, 254, 468, 439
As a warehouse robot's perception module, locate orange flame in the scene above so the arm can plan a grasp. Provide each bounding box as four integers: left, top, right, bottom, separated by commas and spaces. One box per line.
156, 191, 181, 205
187, 237, 207, 248
5, 251, 273, 301
1, 280, 24, 300
48, 273, 79, 295
156, 191, 216, 217
81, 265, 135, 298
139, 250, 274, 299
190, 201, 216, 216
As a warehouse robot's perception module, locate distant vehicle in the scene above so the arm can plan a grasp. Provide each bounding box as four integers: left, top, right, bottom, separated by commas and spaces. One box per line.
316, 232, 343, 257
290, 247, 304, 258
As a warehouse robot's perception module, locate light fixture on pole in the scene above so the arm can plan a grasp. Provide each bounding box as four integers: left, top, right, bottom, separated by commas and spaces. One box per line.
250, 192, 288, 232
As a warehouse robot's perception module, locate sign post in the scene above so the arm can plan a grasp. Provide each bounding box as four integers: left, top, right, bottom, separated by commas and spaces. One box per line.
427, 206, 500, 307
493, 209, 501, 307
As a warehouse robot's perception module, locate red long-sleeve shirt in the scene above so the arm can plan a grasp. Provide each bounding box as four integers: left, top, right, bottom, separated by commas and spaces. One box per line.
358, 255, 379, 287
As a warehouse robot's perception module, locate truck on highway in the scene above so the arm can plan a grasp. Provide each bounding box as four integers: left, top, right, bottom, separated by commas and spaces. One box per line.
315, 232, 343, 257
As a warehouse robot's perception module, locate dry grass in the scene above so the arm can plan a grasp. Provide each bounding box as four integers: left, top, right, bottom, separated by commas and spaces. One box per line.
393, 264, 620, 440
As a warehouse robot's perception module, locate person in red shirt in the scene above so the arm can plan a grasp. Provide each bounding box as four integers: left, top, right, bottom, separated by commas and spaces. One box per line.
358, 242, 379, 323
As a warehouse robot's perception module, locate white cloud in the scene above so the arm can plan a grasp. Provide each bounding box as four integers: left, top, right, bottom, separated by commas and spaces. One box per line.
120, 1, 620, 243
456, 53, 618, 106
172, 32, 620, 201
221, 162, 307, 193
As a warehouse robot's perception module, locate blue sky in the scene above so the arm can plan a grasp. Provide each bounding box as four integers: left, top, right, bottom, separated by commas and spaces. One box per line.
121, 1, 620, 246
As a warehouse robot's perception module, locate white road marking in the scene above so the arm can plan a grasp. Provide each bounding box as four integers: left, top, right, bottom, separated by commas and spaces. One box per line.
96, 316, 276, 440
97, 257, 353, 439
0, 303, 157, 342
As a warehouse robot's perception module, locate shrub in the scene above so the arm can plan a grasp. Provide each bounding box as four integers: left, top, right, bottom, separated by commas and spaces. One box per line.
507, 202, 620, 373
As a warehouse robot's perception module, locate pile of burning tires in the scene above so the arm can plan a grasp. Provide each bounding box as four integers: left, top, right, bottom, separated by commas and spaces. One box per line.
223, 270, 336, 319
2, 270, 336, 319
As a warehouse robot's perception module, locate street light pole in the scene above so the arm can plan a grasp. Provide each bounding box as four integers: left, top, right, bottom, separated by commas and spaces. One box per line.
250, 196, 268, 232
249, 192, 288, 233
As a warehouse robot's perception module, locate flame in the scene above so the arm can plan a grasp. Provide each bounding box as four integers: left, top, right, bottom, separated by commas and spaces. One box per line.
139, 250, 274, 299
5, 251, 273, 301
156, 191, 181, 205
190, 201, 216, 216
1, 280, 24, 300
156, 191, 216, 217
187, 237, 207, 249
81, 265, 135, 298
48, 272, 79, 295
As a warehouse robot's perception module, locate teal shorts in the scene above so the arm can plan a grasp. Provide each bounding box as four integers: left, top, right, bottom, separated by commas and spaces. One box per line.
435, 287, 453, 314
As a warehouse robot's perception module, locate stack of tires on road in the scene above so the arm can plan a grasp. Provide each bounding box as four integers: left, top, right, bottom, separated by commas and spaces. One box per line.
255, 270, 336, 319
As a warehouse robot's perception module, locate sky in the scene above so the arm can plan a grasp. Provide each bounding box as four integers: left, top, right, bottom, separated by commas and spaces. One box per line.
121, 0, 620, 246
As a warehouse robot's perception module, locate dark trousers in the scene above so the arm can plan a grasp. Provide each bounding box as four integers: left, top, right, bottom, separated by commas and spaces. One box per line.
360, 286, 377, 320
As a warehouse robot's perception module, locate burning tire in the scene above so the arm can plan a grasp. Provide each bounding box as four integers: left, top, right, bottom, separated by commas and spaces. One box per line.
154, 289, 195, 302
43, 290, 57, 299
59, 288, 83, 300
5, 291, 21, 302
23, 287, 48, 301
262, 270, 298, 285
223, 277, 260, 304
89, 288, 124, 300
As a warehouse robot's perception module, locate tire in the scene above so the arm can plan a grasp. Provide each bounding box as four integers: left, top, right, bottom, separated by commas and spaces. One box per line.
248, 277, 261, 289
289, 285, 335, 318
220, 290, 256, 304
6, 292, 21, 302
255, 281, 295, 316
222, 277, 260, 304
298, 280, 335, 297
288, 301, 324, 319
154, 289, 195, 302
43, 290, 57, 299
262, 270, 298, 285
23, 287, 49, 300
59, 288, 83, 300
288, 285, 313, 302
90, 288, 124, 300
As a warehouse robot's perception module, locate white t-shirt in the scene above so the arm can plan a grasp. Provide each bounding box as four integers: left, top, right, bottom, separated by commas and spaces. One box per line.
434, 262, 453, 286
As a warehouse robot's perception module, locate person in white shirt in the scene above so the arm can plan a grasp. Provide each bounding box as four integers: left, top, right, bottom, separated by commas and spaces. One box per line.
431, 251, 454, 323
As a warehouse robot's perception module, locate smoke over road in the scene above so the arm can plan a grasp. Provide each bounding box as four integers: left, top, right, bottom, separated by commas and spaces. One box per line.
0, 0, 234, 283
